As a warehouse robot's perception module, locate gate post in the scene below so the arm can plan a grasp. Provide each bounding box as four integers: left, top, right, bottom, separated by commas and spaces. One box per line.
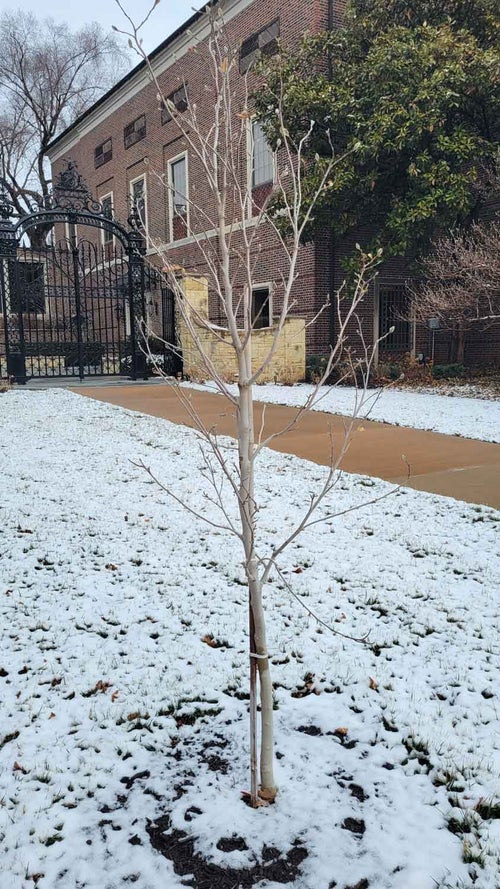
70, 227, 85, 382
0, 190, 25, 383
126, 228, 148, 381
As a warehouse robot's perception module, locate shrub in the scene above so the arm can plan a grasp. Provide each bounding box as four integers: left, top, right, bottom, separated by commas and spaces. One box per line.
305, 353, 330, 383
305, 355, 364, 386
432, 364, 465, 379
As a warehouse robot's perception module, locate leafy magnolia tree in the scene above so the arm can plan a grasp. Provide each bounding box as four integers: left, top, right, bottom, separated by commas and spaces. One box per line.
411, 219, 500, 361
0, 11, 128, 245
255, 0, 500, 259
116, 1, 386, 807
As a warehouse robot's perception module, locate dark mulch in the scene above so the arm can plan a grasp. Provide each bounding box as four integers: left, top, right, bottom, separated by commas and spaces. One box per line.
341, 818, 366, 836
147, 815, 308, 888
216, 835, 248, 852
296, 725, 323, 736
349, 784, 369, 803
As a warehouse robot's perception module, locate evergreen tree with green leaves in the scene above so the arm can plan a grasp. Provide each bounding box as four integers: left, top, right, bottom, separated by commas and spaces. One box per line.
256, 0, 499, 259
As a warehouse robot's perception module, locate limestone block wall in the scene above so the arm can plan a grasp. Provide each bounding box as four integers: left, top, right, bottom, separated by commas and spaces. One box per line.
179, 276, 305, 383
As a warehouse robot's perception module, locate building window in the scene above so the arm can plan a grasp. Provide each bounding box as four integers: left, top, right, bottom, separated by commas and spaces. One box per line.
161, 84, 188, 125
8, 261, 46, 313
252, 286, 271, 328
130, 176, 147, 236
240, 19, 280, 73
101, 193, 114, 245
252, 121, 274, 189
124, 114, 146, 149
94, 138, 112, 168
64, 221, 78, 245
168, 154, 188, 241
378, 282, 412, 351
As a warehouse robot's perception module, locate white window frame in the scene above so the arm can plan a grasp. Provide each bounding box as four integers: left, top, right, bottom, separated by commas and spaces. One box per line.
100, 192, 114, 247
251, 281, 273, 328
129, 174, 148, 239
167, 150, 189, 243
251, 120, 274, 189
64, 221, 78, 246
246, 119, 275, 217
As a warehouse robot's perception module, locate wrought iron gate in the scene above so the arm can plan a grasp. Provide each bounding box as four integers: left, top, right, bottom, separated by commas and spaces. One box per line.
160, 287, 182, 377
0, 161, 179, 383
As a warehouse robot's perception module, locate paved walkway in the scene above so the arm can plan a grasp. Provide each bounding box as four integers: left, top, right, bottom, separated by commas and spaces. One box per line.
73, 382, 500, 509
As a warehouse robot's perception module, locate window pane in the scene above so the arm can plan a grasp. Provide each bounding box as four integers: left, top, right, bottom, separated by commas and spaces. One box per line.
379, 284, 411, 351
252, 287, 270, 328
171, 158, 187, 213
252, 121, 273, 188
124, 115, 146, 148
132, 179, 146, 229
101, 196, 113, 244
240, 20, 279, 73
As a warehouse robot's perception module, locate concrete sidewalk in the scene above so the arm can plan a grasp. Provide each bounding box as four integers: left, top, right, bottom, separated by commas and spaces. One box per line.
73, 383, 500, 509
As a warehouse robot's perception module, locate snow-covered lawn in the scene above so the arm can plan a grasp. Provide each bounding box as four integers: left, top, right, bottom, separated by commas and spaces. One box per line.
1, 389, 499, 889
183, 382, 500, 443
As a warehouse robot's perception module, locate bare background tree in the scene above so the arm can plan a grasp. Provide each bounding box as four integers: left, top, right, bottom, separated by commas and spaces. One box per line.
0, 10, 129, 246
412, 219, 500, 363
116, 0, 389, 808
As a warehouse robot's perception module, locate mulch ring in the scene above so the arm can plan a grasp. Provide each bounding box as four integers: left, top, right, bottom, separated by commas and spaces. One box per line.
146, 815, 308, 887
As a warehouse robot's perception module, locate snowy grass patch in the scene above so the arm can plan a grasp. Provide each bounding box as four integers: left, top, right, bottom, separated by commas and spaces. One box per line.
0, 389, 499, 889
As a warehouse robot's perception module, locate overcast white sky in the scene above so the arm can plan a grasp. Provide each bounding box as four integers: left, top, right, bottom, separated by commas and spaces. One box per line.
1, 0, 198, 55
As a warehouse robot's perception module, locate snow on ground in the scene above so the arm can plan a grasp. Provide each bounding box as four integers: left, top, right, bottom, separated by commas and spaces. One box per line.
183, 382, 500, 443
0, 389, 499, 889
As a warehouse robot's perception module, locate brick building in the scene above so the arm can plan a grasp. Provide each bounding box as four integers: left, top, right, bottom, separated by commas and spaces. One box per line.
46, 0, 499, 375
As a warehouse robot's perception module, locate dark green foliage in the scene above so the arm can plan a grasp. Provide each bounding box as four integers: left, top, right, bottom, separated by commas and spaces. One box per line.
432, 363, 465, 378
305, 353, 331, 383
257, 0, 499, 258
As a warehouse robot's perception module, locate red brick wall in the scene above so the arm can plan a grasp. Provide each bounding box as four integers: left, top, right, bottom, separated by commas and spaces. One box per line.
49, 0, 342, 358
49, 0, 498, 369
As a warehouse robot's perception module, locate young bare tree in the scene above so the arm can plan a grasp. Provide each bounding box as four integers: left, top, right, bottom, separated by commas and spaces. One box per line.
412, 220, 500, 363
0, 10, 128, 246
116, 0, 388, 807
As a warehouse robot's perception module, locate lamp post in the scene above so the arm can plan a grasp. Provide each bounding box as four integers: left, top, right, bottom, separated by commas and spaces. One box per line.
428, 317, 441, 363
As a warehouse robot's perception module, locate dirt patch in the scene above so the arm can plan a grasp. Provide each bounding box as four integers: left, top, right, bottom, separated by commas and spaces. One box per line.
147, 815, 308, 887
297, 725, 323, 736
341, 818, 366, 836
349, 784, 368, 803
217, 835, 248, 852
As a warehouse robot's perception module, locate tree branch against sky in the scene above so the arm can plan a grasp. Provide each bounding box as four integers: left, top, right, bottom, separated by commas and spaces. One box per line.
19, 0, 197, 55
0, 9, 129, 245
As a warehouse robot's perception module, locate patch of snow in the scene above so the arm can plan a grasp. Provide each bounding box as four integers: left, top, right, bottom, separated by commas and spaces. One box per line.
183, 381, 500, 442
0, 389, 498, 889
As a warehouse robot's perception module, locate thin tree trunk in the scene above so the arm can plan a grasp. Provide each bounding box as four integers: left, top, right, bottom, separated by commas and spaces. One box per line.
450, 324, 466, 363
456, 327, 466, 364
248, 601, 258, 804
252, 577, 276, 799
237, 346, 276, 803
